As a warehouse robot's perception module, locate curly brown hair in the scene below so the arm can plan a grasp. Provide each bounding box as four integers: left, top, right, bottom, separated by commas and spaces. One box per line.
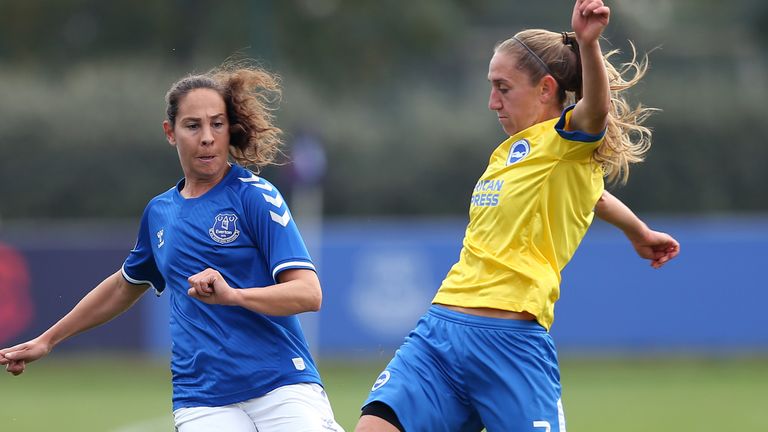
165, 60, 283, 171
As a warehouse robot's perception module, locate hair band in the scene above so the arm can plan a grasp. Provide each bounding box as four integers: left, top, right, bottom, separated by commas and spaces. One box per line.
512, 36, 554, 76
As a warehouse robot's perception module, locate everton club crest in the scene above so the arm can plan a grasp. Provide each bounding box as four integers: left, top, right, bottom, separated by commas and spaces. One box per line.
209, 213, 241, 244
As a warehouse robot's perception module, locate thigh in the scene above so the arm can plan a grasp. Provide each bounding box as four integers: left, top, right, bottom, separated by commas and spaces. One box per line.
356, 414, 402, 432
466, 326, 565, 432
174, 405, 257, 432
240, 383, 345, 432
362, 314, 484, 432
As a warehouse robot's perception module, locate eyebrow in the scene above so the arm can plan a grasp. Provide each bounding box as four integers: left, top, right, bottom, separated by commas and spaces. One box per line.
180, 113, 227, 122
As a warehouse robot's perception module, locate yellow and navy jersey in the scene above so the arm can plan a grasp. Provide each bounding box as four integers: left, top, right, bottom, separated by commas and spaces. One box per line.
433, 106, 605, 330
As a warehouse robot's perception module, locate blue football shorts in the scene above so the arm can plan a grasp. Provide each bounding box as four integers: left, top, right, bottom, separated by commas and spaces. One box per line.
363, 305, 566, 432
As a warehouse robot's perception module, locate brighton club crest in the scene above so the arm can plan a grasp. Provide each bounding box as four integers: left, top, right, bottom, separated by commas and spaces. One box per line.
209, 213, 241, 244
507, 139, 531, 165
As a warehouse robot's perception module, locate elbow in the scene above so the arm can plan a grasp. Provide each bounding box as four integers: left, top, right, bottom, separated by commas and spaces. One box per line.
307, 297, 322, 312
597, 99, 611, 119
585, 97, 610, 133
306, 294, 322, 313
305, 282, 323, 312
587, 110, 609, 135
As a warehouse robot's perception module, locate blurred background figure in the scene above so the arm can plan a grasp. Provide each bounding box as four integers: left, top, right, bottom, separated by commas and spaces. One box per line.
287, 129, 327, 356
0, 242, 33, 346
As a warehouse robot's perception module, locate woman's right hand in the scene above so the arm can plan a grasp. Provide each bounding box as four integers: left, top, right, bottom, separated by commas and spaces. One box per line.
0, 338, 53, 376
572, 0, 610, 44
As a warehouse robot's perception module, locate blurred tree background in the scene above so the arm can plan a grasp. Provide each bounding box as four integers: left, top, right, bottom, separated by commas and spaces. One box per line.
1, 0, 766, 220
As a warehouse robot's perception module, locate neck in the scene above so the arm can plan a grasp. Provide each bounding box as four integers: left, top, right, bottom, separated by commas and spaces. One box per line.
180, 166, 231, 199
539, 105, 562, 123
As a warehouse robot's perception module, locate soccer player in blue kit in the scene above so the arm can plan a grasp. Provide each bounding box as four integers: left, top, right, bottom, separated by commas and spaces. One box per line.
0, 63, 344, 431
355, 1, 680, 431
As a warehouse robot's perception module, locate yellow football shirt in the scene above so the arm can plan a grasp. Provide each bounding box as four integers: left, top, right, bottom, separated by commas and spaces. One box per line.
433, 107, 605, 330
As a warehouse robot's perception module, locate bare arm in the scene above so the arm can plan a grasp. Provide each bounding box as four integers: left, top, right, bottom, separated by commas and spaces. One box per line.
595, 191, 680, 268
187, 268, 322, 316
0, 270, 150, 375
569, 0, 611, 134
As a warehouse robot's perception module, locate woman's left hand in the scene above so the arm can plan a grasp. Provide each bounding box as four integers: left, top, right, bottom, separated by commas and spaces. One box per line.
572, 0, 610, 44
629, 230, 680, 269
187, 268, 240, 306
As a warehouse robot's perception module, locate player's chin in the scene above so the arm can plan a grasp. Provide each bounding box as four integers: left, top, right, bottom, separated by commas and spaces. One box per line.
497, 121, 512, 136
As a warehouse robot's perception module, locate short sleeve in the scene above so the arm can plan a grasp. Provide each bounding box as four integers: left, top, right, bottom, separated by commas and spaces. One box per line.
555, 105, 606, 160
243, 177, 315, 282
122, 204, 166, 294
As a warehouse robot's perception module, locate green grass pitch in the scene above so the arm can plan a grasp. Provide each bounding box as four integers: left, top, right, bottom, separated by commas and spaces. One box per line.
1, 354, 767, 431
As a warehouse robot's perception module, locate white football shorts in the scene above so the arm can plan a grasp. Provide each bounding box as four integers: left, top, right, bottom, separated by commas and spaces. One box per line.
173, 383, 344, 432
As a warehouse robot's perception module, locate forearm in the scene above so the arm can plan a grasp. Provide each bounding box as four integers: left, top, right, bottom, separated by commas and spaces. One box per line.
579, 40, 610, 121
39, 271, 148, 348
232, 279, 322, 316
595, 190, 649, 241
572, 40, 610, 133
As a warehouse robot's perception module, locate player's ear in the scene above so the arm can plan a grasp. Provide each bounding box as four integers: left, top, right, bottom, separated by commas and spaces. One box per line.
163, 120, 176, 146
539, 75, 559, 103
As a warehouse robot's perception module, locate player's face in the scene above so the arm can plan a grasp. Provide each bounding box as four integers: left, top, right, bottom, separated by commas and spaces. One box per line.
163, 88, 231, 183
488, 51, 543, 136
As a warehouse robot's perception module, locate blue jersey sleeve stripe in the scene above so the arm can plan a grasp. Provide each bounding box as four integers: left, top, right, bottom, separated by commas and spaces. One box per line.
554, 105, 606, 143
272, 261, 316, 280
121, 265, 163, 296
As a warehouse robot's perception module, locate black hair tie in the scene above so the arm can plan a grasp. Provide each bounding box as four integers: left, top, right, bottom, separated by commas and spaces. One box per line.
562, 31, 572, 46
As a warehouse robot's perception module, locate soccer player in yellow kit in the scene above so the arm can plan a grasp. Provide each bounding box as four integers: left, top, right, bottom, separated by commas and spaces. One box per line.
355, 1, 680, 431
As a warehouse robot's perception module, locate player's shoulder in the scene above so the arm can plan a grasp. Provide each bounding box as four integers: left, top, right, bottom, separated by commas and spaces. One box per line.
553, 104, 605, 144
228, 165, 282, 201
143, 184, 177, 211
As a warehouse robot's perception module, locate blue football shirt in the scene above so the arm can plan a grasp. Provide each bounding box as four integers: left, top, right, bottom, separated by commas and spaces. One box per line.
122, 164, 322, 410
